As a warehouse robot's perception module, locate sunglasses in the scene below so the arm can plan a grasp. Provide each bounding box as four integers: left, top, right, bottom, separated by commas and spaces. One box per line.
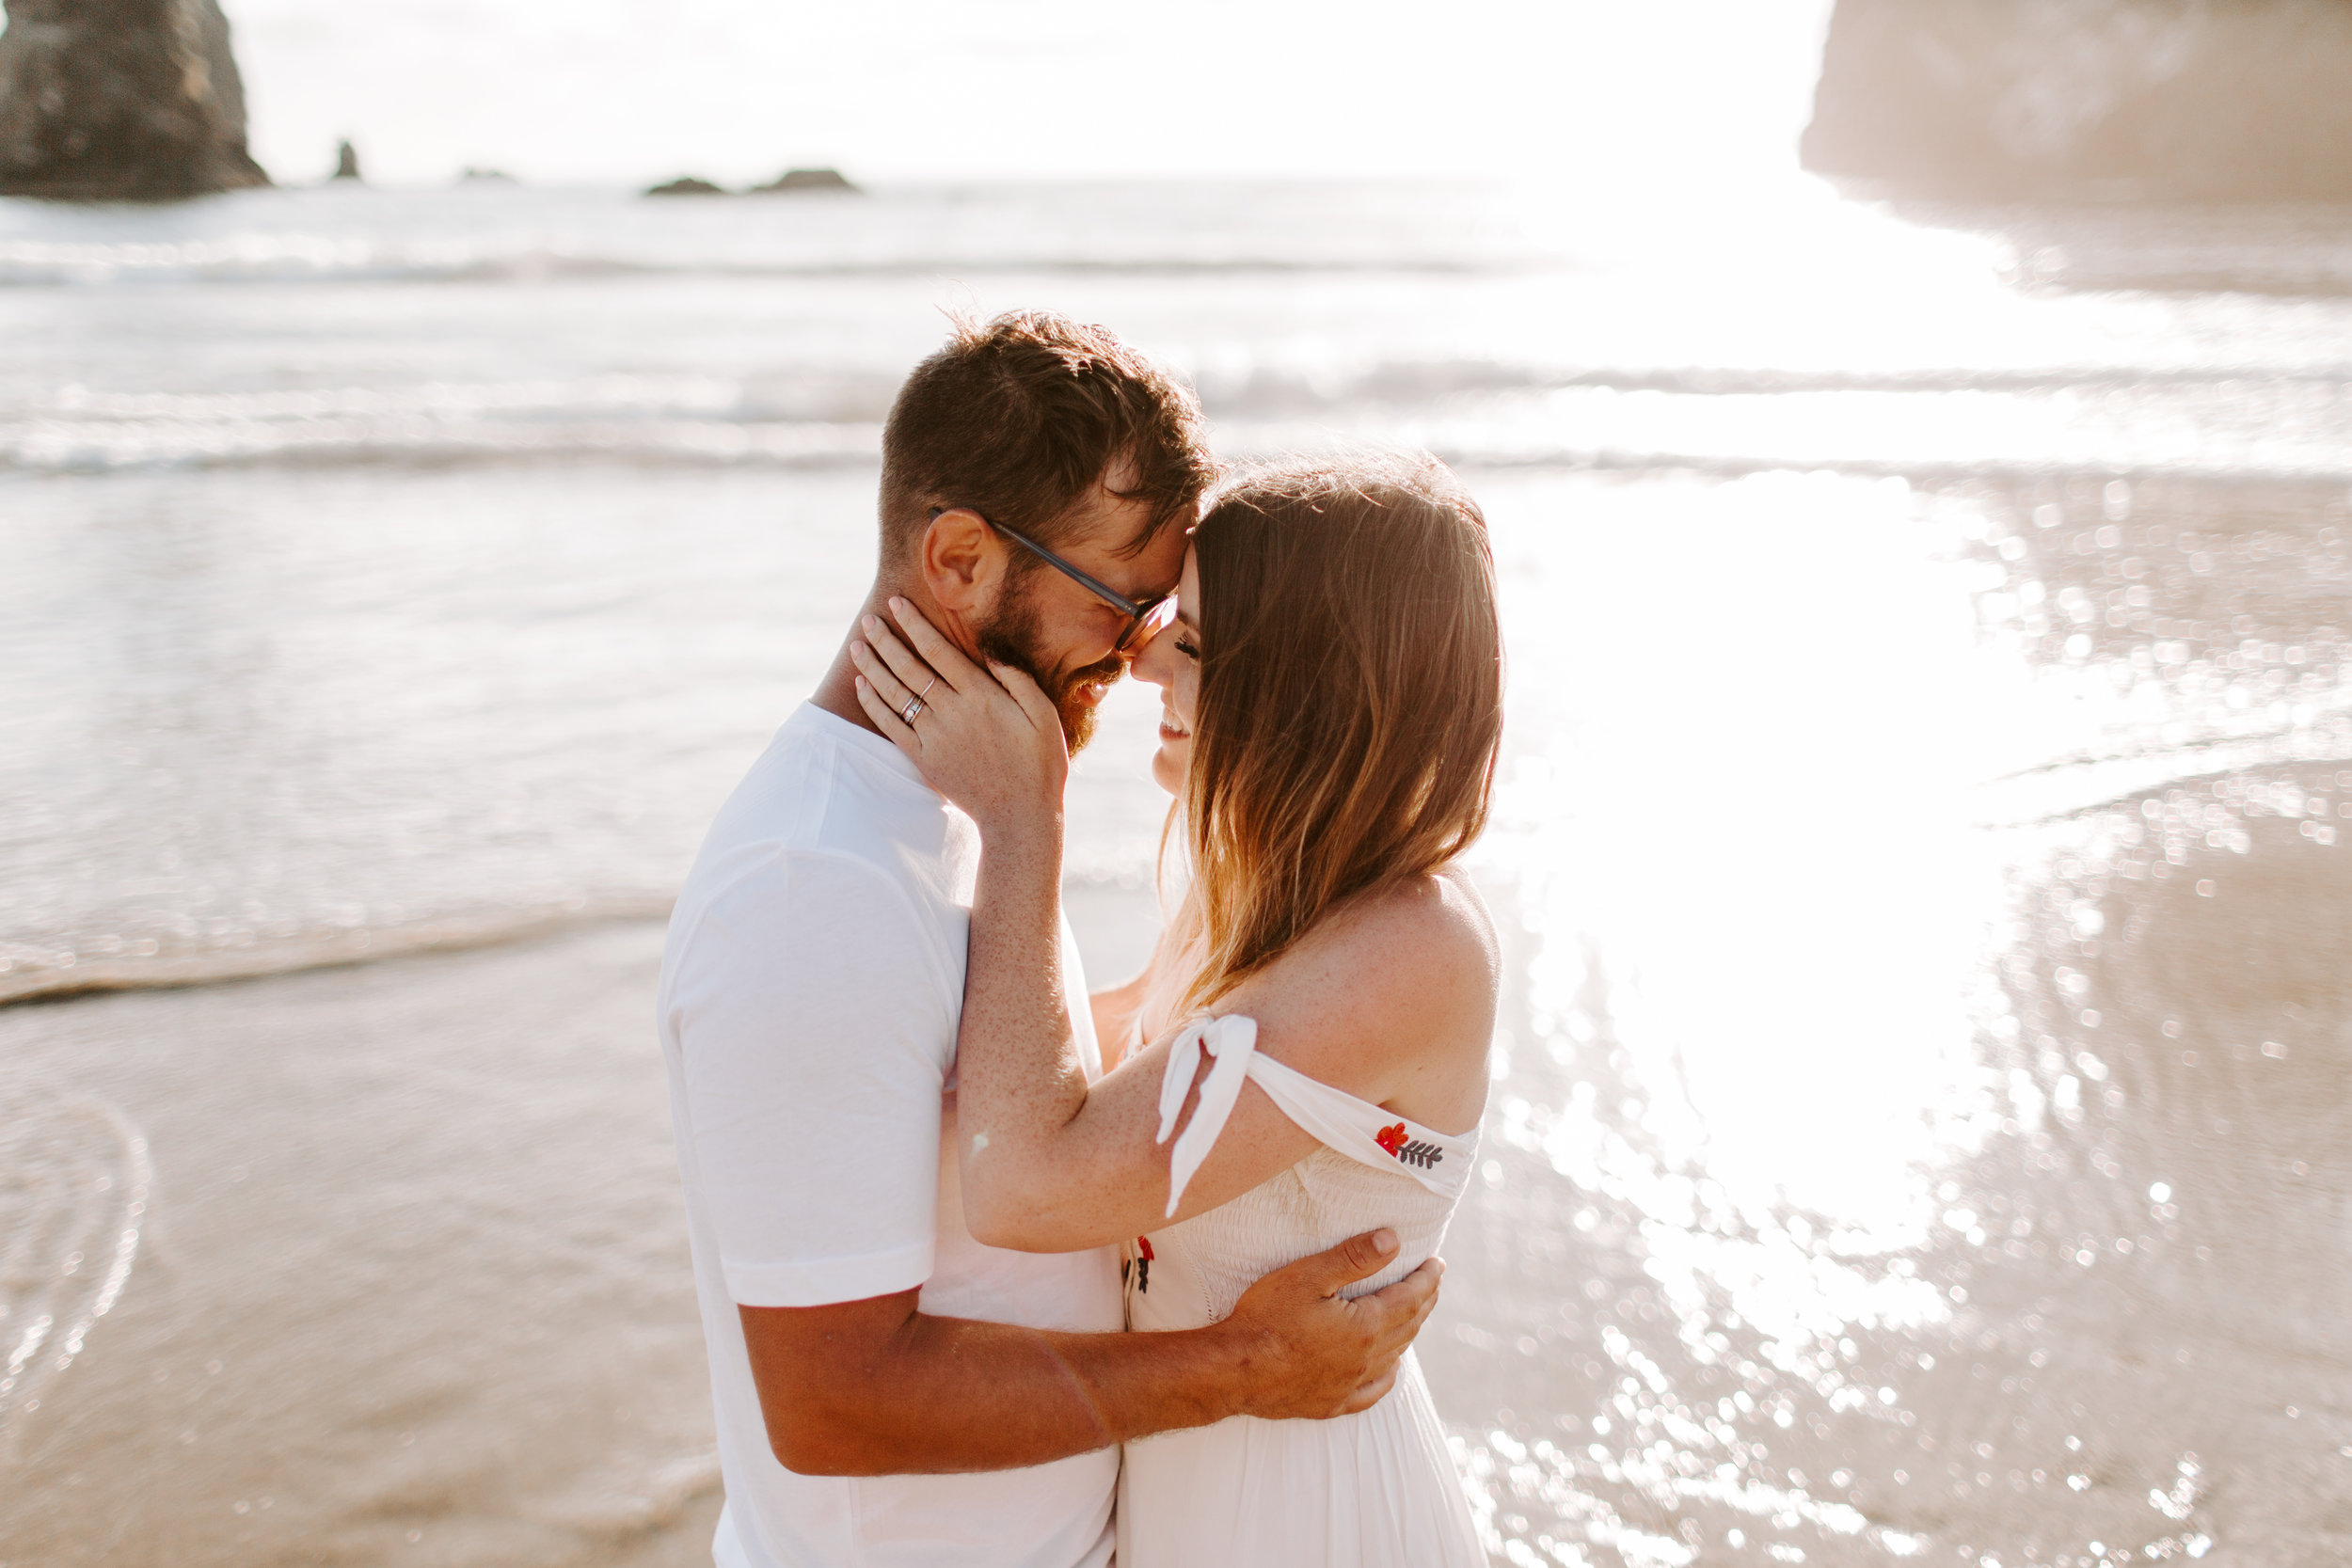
930, 506, 1180, 656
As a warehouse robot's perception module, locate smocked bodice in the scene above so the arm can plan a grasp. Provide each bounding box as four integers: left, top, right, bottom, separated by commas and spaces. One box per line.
1123, 1015, 1480, 1332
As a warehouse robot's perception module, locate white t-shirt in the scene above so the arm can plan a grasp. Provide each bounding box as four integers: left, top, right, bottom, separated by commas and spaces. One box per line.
659, 703, 1124, 1568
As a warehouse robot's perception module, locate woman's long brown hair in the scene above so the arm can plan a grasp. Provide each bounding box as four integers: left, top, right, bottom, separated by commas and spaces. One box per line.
1169, 451, 1503, 1016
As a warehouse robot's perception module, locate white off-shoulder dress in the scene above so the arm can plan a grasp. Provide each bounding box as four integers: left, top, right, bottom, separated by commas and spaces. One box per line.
1116, 1015, 1486, 1568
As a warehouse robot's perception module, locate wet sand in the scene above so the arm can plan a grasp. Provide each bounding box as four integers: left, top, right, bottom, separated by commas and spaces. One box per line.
1412, 468, 2352, 1566
0, 924, 723, 1567
7, 465, 2346, 1568
0, 883, 1167, 1568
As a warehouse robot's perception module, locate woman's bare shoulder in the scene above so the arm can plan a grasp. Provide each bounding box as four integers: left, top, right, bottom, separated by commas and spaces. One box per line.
1317, 867, 1498, 991
1217, 867, 1498, 1118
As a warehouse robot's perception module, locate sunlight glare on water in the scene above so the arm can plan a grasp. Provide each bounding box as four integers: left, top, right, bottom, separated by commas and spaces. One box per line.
1446, 471, 1997, 1563
2, 169, 2347, 1565
1486, 471, 2001, 1223
1422, 456, 2344, 1566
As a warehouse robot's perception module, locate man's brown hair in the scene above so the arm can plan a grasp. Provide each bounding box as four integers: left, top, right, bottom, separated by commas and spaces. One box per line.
878, 310, 1217, 566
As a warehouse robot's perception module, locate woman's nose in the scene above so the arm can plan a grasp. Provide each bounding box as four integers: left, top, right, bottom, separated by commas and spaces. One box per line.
1128, 626, 1177, 689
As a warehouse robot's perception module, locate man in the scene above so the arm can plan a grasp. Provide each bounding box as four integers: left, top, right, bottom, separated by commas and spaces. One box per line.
657, 310, 1443, 1568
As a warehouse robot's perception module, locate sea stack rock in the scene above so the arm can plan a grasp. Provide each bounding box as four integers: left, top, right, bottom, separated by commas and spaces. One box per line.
331, 138, 360, 181
0, 0, 271, 199
645, 175, 725, 197
1803, 0, 2352, 202
753, 166, 857, 195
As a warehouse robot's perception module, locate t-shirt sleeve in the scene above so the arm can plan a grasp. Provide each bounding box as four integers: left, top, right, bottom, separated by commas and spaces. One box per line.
667, 847, 957, 1307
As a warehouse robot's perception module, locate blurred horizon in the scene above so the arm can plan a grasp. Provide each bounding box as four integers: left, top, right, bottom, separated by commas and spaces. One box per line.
143, 0, 1837, 193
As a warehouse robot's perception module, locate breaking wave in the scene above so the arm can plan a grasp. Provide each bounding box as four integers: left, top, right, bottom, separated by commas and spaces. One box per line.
0, 236, 1530, 289
8, 363, 2349, 482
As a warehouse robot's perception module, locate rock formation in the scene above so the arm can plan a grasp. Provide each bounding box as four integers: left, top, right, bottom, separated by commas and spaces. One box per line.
1803, 0, 2352, 202
331, 138, 359, 181
0, 0, 270, 199
754, 166, 857, 194
642, 168, 859, 198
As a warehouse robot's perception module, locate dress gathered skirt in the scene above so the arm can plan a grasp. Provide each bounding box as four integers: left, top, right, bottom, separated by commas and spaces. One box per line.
1112, 1016, 1486, 1568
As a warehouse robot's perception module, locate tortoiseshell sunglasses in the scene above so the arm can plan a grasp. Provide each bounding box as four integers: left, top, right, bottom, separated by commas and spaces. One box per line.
930, 505, 1180, 655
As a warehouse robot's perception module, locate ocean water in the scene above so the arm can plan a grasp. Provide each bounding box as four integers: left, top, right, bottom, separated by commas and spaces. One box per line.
2, 179, 2348, 1567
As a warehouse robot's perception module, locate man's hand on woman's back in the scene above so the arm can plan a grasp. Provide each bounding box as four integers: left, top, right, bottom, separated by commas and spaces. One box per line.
1219, 1227, 1444, 1420
738, 1227, 1443, 1476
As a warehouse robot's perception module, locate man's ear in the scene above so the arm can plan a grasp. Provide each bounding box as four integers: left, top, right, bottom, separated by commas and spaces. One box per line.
919, 507, 1007, 616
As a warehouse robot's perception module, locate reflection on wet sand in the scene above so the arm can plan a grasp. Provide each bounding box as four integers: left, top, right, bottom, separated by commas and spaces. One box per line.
0, 1084, 151, 1463
1422, 468, 2348, 1567
0, 925, 724, 1567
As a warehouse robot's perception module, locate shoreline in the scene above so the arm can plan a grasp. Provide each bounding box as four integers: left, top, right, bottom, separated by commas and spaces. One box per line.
0, 897, 675, 1009
0, 886, 1168, 1566
1, 873, 1169, 1011
0, 922, 725, 1566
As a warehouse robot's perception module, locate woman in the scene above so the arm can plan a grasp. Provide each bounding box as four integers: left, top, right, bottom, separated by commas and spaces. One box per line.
848, 452, 1501, 1567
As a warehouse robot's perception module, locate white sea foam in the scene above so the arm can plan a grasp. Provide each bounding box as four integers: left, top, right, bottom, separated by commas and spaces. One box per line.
0, 1082, 152, 1459
0, 895, 675, 1006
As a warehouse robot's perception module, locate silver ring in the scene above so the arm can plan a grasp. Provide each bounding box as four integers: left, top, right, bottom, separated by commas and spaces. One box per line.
900, 695, 924, 723
920, 677, 939, 701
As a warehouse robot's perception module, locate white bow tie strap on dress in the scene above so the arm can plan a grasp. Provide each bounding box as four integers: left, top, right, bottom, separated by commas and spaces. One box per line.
1152, 1013, 1475, 1217
1122, 1011, 1490, 1567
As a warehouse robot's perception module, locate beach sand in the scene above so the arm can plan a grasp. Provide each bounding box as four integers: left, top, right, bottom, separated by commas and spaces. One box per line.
0, 880, 1172, 1568
11, 752, 2349, 1566
1, 924, 719, 1567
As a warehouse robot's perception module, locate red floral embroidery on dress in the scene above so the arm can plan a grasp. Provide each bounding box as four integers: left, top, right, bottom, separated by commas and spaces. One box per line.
1128, 1233, 1155, 1294
1375, 1121, 1446, 1169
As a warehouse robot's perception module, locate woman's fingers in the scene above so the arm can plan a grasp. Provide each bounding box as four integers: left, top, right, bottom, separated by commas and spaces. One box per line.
851, 674, 919, 752
858, 615, 944, 703
886, 597, 985, 692
847, 637, 916, 715
987, 659, 1064, 739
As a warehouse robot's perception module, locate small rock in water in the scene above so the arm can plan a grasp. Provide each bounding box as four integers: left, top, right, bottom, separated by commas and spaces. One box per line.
331, 139, 362, 182
459, 166, 516, 184
753, 166, 858, 195
644, 175, 726, 197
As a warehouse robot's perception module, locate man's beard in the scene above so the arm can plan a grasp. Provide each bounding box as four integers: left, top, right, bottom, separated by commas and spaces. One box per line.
976, 576, 1123, 754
